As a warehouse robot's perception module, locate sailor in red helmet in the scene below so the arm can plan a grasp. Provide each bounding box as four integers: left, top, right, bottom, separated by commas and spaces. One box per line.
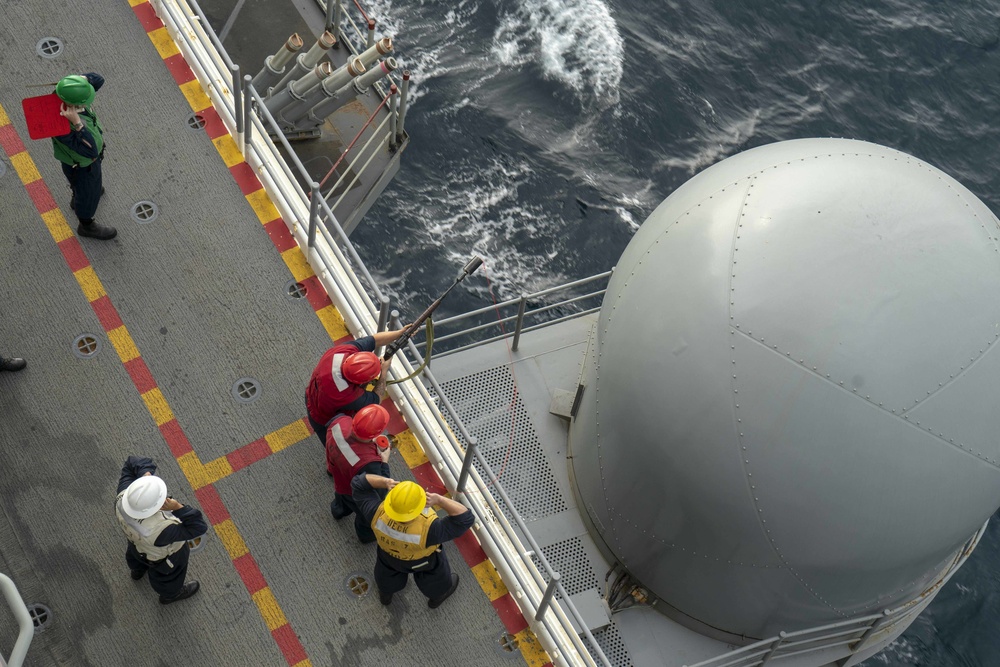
305, 328, 405, 447
326, 404, 392, 542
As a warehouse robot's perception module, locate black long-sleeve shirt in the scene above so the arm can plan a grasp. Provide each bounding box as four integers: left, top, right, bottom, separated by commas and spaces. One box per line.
351, 474, 474, 546
116, 456, 208, 546
53, 72, 105, 160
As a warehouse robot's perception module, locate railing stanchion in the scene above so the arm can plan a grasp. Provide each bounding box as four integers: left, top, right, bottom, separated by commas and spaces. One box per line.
232, 63, 243, 141
308, 182, 321, 248
388, 85, 398, 151
243, 75, 253, 147
366, 19, 376, 49
535, 572, 561, 621
836, 610, 892, 666
759, 632, 787, 666
457, 436, 479, 493
511, 294, 527, 351
396, 71, 409, 144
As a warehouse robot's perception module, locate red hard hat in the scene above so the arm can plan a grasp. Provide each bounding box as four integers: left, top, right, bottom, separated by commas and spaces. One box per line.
341, 351, 380, 384
352, 404, 390, 440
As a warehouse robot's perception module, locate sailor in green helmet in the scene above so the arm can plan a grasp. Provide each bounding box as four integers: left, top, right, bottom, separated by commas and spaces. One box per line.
52, 73, 116, 240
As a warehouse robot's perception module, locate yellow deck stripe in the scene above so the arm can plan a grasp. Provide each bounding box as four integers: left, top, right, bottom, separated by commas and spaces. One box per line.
41, 209, 75, 242
215, 519, 250, 560
513, 629, 550, 667
246, 189, 280, 224
179, 79, 212, 112
265, 420, 311, 453
9, 152, 40, 184
202, 456, 234, 485
471, 560, 509, 601
394, 430, 428, 468
107, 326, 141, 363
0, 105, 10, 126
212, 134, 243, 167
140, 388, 175, 426
251, 587, 289, 631
281, 248, 315, 282
147, 27, 181, 59
73, 266, 107, 302
315, 305, 349, 341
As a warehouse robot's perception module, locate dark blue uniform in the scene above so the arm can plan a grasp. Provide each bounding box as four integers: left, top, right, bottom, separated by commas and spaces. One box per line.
54, 72, 105, 223
352, 474, 474, 599
116, 456, 207, 598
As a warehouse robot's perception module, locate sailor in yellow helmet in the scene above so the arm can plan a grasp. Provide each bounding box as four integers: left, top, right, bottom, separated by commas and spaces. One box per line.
351, 473, 473, 607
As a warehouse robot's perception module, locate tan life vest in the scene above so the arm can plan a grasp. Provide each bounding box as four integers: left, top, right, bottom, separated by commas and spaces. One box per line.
372, 505, 438, 560
115, 491, 185, 562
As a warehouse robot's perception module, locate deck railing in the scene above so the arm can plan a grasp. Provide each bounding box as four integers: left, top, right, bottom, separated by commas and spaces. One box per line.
682, 520, 986, 667
152, 2, 608, 665
413, 270, 613, 357
0, 574, 33, 667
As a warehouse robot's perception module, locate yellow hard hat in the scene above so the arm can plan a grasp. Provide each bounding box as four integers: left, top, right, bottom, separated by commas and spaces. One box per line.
383, 481, 426, 522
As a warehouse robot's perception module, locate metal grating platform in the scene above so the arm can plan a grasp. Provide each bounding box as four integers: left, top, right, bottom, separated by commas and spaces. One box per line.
585, 622, 634, 667
437, 364, 568, 521
532, 536, 601, 598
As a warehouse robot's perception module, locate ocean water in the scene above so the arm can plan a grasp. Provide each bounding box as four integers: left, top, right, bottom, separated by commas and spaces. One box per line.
345, 0, 1000, 664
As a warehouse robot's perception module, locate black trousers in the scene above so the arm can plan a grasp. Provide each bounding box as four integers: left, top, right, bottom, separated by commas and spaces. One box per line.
331, 493, 375, 542
306, 397, 328, 448
374, 548, 453, 599
61, 156, 103, 221
125, 542, 189, 598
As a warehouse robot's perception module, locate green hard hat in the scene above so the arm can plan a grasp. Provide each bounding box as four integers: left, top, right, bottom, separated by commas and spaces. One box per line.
55, 75, 95, 106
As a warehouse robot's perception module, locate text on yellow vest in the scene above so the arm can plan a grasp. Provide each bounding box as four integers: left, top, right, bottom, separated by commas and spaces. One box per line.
371, 505, 438, 560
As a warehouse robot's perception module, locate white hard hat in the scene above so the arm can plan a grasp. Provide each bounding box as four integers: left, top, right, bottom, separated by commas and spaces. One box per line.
121, 476, 168, 519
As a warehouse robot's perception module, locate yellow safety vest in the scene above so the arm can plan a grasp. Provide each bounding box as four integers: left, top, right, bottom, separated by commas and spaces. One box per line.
371, 505, 438, 560
115, 491, 185, 562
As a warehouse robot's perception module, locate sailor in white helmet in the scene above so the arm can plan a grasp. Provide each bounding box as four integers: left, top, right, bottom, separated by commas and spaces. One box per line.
115, 456, 207, 604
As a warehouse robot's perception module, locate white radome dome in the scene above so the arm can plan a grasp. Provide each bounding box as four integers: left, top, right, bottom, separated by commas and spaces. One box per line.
569, 138, 1000, 639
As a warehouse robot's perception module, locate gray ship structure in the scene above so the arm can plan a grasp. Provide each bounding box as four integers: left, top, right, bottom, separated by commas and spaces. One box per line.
1, 1, 995, 667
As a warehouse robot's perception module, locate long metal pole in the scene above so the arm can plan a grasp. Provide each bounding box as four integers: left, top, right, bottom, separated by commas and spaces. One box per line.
231, 63, 243, 136
396, 70, 410, 144
0, 574, 33, 667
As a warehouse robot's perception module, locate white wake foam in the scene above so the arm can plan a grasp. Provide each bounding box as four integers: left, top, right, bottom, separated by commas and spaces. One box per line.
492, 0, 625, 104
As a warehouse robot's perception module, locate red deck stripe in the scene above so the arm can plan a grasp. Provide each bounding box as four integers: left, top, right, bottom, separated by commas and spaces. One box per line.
24, 180, 56, 214
263, 218, 297, 252
453, 531, 488, 567
379, 396, 408, 437
199, 105, 228, 140
233, 553, 268, 595
271, 624, 309, 666
162, 53, 197, 86
226, 437, 273, 472
194, 484, 231, 525
410, 461, 447, 495
158, 418, 194, 457
492, 593, 530, 635
124, 357, 158, 395
0, 125, 25, 156
300, 275, 332, 312
58, 237, 89, 273
131, 1, 164, 31
90, 295, 124, 331
230, 161, 263, 195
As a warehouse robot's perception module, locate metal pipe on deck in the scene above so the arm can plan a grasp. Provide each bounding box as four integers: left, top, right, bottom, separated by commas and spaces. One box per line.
305, 57, 398, 125
357, 37, 393, 68
251, 34, 304, 92
271, 31, 337, 95
265, 62, 332, 117
366, 19, 376, 49
396, 70, 410, 144
389, 88, 398, 151
277, 57, 365, 125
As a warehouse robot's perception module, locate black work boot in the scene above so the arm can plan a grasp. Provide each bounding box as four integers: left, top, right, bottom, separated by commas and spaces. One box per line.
0, 358, 26, 372
428, 574, 459, 609
130, 569, 146, 581
77, 219, 117, 240
378, 589, 393, 606
159, 580, 200, 605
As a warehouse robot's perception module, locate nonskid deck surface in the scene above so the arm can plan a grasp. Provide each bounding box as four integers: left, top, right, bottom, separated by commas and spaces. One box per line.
0, 3, 512, 666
